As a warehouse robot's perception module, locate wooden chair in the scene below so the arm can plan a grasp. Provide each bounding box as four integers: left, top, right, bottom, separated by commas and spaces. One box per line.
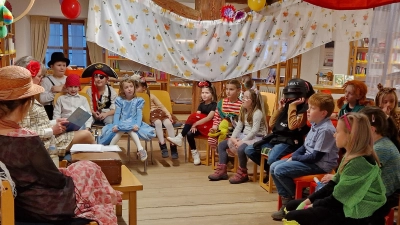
1, 179, 97, 225
1, 180, 14, 225
260, 92, 277, 134
260, 153, 292, 193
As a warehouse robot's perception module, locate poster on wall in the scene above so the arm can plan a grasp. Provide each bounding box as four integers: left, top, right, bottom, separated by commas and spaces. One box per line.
323, 42, 335, 67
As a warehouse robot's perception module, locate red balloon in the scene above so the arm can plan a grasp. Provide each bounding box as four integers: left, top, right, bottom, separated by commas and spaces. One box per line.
61, 0, 81, 19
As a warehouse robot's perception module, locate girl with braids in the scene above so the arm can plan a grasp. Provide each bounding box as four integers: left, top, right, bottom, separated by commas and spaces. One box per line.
375, 83, 400, 134
336, 80, 373, 117
168, 81, 217, 165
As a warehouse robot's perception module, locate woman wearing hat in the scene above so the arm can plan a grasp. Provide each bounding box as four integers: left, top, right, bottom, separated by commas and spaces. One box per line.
82, 63, 118, 125
16, 56, 95, 160
0, 66, 121, 224
40, 52, 70, 120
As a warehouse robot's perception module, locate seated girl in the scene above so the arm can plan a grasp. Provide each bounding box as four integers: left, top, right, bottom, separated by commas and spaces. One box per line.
284, 113, 386, 225
375, 83, 400, 136
208, 89, 267, 184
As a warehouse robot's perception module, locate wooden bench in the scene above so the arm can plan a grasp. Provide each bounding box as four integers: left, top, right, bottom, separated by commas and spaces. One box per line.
112, 165, 143, 225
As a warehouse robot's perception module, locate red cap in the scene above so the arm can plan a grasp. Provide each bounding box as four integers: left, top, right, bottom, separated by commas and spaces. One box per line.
65, 74, 81, 87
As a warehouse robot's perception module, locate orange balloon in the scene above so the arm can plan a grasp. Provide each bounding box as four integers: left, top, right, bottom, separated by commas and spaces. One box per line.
248, 0, 266, 11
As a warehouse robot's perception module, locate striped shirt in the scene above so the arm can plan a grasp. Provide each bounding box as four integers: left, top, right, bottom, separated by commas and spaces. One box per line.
212, 98, 242, 127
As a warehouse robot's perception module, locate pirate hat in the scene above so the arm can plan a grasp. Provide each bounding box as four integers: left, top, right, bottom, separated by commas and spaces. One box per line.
81, 63, 118, 79
47, 52, 70, 67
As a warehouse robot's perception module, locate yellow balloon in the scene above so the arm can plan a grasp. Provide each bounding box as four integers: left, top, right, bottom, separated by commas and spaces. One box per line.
248, 0, 266, 11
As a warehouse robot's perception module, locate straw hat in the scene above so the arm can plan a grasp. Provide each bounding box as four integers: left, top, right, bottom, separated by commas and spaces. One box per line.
0, 66, 44, 100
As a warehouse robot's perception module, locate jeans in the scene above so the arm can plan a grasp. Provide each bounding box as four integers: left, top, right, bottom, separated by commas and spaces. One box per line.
244, 143, 293, 172
270, 159, 325, 198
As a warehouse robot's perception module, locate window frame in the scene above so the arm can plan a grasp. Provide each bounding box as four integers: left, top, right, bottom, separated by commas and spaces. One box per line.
47, 18, 90, 67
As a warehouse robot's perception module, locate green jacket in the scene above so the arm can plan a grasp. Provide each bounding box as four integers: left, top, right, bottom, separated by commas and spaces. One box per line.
332, 156, 386, 219
338, 103, 365, 117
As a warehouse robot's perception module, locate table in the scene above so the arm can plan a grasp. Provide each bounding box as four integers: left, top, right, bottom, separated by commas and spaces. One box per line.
112, 165, 143, 225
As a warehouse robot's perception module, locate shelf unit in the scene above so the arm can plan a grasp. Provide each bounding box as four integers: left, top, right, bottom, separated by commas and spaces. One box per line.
348, 39, 368, 81
0, 23, 16, 67
253, 55, 302, 108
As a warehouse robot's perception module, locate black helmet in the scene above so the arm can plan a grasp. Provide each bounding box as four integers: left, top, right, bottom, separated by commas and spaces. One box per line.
283, 79, 309, 99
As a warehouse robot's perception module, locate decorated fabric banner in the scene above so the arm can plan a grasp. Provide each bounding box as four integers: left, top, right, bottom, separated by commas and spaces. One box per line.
86, 0, 372, 81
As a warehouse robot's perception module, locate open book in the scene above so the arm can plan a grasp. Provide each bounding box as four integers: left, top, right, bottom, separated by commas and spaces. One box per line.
70, 144, 122, 153
65, 106, 92, 132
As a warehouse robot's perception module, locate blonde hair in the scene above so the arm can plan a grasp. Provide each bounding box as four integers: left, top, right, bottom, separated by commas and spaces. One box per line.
119, 79, 137, 99
375, 83, 399, 117
338, 113, 380, 172
308, 93, 335, 117
239, 89, 266, 125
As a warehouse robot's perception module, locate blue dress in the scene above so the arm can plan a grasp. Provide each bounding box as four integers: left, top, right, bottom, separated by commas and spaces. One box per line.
99, 96, 156, 145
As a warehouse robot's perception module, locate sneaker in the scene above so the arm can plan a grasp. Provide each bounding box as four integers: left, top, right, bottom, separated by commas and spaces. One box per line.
191, 149, 201, 165
138, 149, 148, 162
167, 133, 183, 147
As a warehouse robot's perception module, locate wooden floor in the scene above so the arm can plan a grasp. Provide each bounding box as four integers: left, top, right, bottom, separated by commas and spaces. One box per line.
115, 137, 281, 225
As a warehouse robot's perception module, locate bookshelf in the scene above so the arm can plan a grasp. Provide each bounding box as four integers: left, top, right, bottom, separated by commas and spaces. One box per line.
348, 39, 368, 81
105, 49, 193, 113
0, 23, 16, 67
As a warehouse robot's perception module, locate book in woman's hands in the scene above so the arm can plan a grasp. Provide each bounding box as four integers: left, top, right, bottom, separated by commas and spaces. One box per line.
65, 106, 92, 132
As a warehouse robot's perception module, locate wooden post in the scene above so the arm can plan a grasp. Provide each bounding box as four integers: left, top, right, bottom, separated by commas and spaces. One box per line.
191, 0, 226, 113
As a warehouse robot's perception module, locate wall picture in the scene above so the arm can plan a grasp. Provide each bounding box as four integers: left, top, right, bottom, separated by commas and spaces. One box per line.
333, 74, 345, 87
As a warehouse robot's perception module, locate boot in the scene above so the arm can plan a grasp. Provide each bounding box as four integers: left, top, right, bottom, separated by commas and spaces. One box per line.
170, 143, 179, 159
191, 149, 201, 165
229, 167, 249, 184
208, 164, 228, 181
167, 133, 183, 147
271, 196, 293, 221
159, 143, 169, 158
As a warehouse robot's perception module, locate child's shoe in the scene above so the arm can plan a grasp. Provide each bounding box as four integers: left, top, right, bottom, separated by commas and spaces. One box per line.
271, 196, 293, 220
159, 143, 169, 158
167, 133, 183, 147
191, 149, 201, 165
170, 143, 179, 159
229, 167, 249, 184
138, 149, 148, 162
208, 164, 228, 181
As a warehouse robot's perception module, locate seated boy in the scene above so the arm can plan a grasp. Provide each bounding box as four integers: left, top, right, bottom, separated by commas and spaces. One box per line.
245, 79, 313, 178
270, 93, 339, 220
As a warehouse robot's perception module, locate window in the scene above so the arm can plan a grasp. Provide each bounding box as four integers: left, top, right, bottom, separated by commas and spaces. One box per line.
46, 19, 89, 68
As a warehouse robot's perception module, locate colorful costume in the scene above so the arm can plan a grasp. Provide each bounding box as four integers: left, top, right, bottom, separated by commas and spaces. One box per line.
99, 96, 155, 144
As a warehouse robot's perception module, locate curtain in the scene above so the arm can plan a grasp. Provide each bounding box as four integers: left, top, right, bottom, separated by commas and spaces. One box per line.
30, 16, 50, 62
86, 0, 372, 81
84, 19, 104, 63
365, 3, 400, 98
304, 0, 400, 10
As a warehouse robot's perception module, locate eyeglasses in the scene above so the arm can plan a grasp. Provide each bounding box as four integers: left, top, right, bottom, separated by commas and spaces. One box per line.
340, 114, 352, 132
94, 74, 106, 79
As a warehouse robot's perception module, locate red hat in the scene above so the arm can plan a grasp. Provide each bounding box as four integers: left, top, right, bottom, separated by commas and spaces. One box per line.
65, 74, 81, 88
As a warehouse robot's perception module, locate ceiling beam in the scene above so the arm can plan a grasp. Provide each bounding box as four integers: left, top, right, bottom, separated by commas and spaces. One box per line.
153, 0, 201, 20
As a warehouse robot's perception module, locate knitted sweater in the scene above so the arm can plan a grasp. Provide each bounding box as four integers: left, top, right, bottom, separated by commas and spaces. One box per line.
332, 156, 386, 218
374, 137, 400, 196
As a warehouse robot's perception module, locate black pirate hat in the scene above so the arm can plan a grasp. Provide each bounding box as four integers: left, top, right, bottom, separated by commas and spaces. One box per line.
47, 52, 70, 67
81, 63, 118, 79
